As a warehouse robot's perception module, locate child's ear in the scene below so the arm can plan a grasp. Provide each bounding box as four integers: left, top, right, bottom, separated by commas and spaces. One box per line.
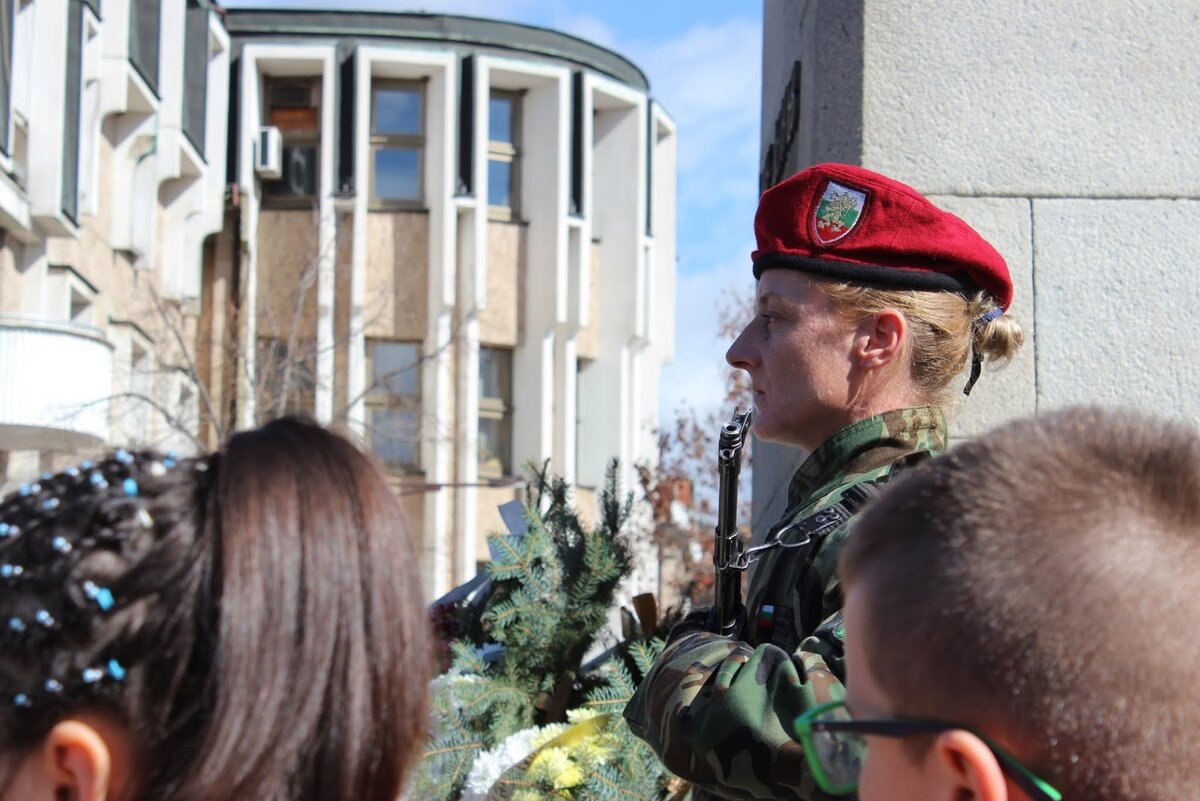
930, 729, 1010, 801
38, 719, 115, 801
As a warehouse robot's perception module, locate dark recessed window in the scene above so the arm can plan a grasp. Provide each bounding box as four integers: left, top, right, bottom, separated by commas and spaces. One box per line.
371, 81, 424, 206
487, 91, 521, 218
262, 79, 321, 205
182, 0, 211, 156
128, 0, 161, 95
478, 346, 513, 476
367, 340, 422, 471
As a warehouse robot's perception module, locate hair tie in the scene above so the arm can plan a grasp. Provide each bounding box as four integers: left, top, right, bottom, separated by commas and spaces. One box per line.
977, 307, 1005, 326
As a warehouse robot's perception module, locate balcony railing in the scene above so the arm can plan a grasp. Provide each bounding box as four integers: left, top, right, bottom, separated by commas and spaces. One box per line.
0, 315, 113, 450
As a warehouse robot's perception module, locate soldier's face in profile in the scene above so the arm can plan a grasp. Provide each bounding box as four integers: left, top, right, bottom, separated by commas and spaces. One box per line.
725, 271, 858, 451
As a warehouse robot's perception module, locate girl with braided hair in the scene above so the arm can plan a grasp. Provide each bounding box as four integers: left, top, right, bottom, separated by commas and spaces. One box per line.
0, 417, 430, 801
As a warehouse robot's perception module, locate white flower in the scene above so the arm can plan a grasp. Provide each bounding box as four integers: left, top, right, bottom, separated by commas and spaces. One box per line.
461, 726, 543, 801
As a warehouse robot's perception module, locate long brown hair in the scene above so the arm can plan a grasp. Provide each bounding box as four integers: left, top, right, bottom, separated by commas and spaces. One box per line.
0, 417, 430, 801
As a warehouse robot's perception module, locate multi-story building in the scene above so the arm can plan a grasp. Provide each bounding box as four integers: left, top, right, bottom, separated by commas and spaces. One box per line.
754, 0, 1200, 533
0, 0, 230, 475
0, 4, 677, 599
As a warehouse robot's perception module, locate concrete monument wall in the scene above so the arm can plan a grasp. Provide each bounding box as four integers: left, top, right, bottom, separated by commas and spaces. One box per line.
754, 0, 1200, 533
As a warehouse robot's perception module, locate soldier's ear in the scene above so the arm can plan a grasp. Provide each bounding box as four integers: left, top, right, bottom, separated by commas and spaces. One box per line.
928, 729, 1010, 801
853, 309, 906, 369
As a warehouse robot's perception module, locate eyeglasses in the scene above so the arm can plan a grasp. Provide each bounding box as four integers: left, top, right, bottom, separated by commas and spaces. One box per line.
794, 700, 1062, 801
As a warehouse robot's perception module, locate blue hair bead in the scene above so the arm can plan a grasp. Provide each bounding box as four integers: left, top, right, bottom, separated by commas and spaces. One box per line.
41, 497, 61, 511
107, 659, 127, 681
83, 580, 116, 612
65, 466, 80, 478
18, 484, 31, 497
13, 693, 31, 707
122, 477, 139, 497
51, 536, 72, 554
82, 667, 105, 684
0, 523, 9, 538
8, 617, 25, 632
40, 472, 53, 481
89, 471, 108, 489
0, 564, 23, 579
80, 460, 94, 470
34, 610, 55, 627
44, 679, 63, 694
115, 449, 134, 465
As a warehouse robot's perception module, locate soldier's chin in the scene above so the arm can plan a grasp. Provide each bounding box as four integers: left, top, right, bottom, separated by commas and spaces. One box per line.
751, 415, 783, 444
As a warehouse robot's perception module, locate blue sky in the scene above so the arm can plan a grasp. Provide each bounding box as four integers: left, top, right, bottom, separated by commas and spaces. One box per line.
222, 0, 763, 426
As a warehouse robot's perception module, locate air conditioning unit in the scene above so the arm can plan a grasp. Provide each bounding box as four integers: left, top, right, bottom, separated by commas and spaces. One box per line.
255, 126, 283, 179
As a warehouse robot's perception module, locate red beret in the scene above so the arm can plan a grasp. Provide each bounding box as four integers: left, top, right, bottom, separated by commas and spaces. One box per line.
752, 163, 1013, 310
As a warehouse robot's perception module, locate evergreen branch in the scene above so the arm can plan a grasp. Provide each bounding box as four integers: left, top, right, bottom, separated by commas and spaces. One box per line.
628, 639, 666, 680
422, 740, 486, 758
586, 765, 655, 801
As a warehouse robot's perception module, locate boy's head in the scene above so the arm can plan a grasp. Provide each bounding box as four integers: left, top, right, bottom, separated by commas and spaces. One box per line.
837, 406, 1200, 801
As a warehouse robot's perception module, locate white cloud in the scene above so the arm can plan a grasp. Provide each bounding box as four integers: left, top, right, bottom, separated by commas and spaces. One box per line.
628, 19, 762, 173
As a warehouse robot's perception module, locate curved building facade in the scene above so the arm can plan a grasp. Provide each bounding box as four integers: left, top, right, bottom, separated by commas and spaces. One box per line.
217, 10, 677, 596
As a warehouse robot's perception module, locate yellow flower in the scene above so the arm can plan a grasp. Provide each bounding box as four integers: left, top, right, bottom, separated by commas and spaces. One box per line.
511, 790, 543, 801
565, 707, 599, 724
528, 746, 586, 791
553, 761, 584, 790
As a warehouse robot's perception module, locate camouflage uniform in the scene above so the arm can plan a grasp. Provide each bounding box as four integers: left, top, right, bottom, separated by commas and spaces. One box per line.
624, 406, 947, 801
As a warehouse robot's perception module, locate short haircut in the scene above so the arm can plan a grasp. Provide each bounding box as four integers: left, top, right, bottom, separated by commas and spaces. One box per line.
840, 406, 1200, 801
0, 417, 430, 801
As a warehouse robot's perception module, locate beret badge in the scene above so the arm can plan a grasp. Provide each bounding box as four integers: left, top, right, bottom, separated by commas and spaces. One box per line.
812, 180, 868, 245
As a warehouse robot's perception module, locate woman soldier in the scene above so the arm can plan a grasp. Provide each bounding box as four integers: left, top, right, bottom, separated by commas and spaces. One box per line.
0, 417, 429, 801
625, 163, 1024, 801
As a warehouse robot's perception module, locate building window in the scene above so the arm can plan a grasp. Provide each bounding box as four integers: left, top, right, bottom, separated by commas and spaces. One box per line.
61, 0, 83, 223
478, 346, 512, 476
256, 338, 317, 421
128, 0, 161, 95
182, 0, 210, 156
366, 340, 422, 471
487, 90, 521, 218
370, 80, 423, 206
0, 0, 13, 156
262, 79, 321, 204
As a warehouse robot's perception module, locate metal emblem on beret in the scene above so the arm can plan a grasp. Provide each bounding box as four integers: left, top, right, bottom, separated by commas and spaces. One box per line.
813, 181, 868, 245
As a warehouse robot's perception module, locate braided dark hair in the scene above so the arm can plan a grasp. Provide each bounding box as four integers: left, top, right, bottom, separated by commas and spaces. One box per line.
0, 417, 430, 801
0, 449, 216, 750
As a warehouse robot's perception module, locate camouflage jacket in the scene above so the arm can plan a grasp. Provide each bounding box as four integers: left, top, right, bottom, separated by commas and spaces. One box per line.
624, 407, 947, 801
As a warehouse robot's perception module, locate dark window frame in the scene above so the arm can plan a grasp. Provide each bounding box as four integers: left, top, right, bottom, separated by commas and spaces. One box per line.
61, 1, 84, 224
478, 345, 513, 477
486, 89, 521, 220
182, 0, 210, 157
365, 339, 424, 472
261, 77, 322, 208
255, 337, 318, 422
0, 0, 14, 156
127, 0, 161, 97
369, 78, 425, 209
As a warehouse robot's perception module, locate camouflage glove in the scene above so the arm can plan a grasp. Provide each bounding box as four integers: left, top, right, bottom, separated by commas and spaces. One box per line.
625, 628, 847, 800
